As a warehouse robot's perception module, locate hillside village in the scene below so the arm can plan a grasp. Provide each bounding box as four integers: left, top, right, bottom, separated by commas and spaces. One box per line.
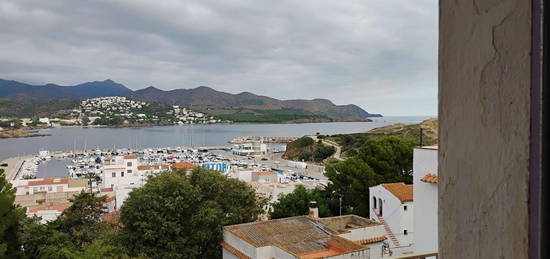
0, 97, 229, 137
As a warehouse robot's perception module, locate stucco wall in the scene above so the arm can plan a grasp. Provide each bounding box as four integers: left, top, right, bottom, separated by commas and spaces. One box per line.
369, 185, 407, 246
413, 148, 438, 253
439, 0, 530, 258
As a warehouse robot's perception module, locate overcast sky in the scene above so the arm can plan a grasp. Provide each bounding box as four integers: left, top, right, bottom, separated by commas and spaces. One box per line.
0, 0, 437, 116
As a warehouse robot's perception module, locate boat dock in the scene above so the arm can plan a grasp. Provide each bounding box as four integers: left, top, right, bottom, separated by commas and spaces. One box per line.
228, 136, 298, 144
1, 155, 33, 181
0, 145, 230, 181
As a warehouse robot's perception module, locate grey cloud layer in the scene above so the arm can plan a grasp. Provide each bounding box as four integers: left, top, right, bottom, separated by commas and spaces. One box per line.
0, 0, 437, 116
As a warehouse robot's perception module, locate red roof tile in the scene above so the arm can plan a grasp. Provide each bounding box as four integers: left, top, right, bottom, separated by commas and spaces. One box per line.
105, 196, 116, 203
381, 182, 413, 202
28, 178, 68, 186
172, 162, 198, 170
28, 204, 70, 213
138, 164, 170, 171
101, 188, 114, 192
421, 173, 438, 183
220, 242, 251, 259
356, 236, 387, 245
124, 155, 137, 159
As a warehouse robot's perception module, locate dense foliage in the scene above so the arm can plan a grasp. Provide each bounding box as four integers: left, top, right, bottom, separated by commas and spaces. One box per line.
283, 136, 336, 162
0, 169, 26, 258
270, 185, 331, 219
119, 168, 266, 258
328, 119, 438, 157
5, 168, 266, 258
273, 136, 416, 218
0, 99, 79, 118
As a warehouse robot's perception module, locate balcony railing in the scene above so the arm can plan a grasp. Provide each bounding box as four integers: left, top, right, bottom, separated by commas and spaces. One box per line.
385, 252, 438, 259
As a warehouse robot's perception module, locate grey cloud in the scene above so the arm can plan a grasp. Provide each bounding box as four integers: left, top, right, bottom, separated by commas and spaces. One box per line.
0, 0, 437, 116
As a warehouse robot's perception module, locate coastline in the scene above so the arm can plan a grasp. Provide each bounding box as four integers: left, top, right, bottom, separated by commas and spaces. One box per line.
0, 118, 381, 139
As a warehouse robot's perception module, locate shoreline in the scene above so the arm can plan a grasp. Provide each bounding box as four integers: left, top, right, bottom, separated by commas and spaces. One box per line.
0, 119, 380, 139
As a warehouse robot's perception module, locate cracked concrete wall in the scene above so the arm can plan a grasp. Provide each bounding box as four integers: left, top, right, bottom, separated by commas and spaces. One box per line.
439, 0, 530, 258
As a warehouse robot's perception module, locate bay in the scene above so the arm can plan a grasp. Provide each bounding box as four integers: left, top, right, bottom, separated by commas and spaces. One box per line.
0, 116, 432, 161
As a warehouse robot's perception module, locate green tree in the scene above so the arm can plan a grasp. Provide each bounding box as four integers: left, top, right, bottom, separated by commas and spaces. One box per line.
56, 191, 108, 246
119, 168, 267, 258
324, 157, 383, 217
312, 144, 336, 162
357, 136, 415, 183
81, 116, 90, 126
0, 169, 26, 258
19, 216, 73, 259
19, 192, 125, 259
270, 185, 331, 219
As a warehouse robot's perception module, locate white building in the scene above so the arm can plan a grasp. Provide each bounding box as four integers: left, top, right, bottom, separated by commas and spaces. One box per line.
222, 214, 386, 259
38, 117, 50, 125
15, 177, 87, 195
102, 155, 142, 189
412, 145, 438, 256
369, 182, 414, 254
26, 204, 70, 224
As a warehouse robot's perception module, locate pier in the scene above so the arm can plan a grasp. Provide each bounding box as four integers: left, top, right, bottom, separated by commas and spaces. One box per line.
228, 136, 298, 144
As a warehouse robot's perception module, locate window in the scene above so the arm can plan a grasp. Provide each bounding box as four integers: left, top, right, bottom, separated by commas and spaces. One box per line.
127, 162, 132, 166
48, 186, 52, 192
40, 186, 45, 191
121, 171, 125, 177
33, 187, 38, 192
404, 205, 408, 211
127, 169, 132, 174
112, 172, 116, 177
404, 230, 408, 235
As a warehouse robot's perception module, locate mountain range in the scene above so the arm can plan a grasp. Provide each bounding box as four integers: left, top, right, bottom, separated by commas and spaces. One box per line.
0, 79, 381, 120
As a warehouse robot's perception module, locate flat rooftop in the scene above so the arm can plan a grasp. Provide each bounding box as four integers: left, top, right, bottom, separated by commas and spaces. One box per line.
224, 216, 368, 257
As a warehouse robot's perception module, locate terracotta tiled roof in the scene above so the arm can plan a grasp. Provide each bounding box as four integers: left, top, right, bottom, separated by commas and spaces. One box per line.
138, 164, 170, 171
105, 196, 116, 203
123, 155, 137, 159
355, 236, 387, 245
172, 162, 198, 170
224, 216, 366, 256
28, 204, 69, 213
101, 188, 114, 193
381, 182, 413, 202
220, 242, 251, 259
420, 173, 438, 183
28, 178, 68, 186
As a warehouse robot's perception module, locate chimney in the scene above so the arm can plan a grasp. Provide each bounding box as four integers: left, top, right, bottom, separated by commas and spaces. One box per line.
308, 201, 319, 218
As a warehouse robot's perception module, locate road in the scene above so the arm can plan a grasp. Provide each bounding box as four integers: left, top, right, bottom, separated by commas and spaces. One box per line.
0, 155, 32, 181
307, 135, 344, 161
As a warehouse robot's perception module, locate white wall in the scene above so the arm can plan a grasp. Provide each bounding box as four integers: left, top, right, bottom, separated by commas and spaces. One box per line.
369, 186, 401, 244
223, 230, 257, 258
327, 250, 370, 259
413, 147, 438, 254
27, 210, 62, 223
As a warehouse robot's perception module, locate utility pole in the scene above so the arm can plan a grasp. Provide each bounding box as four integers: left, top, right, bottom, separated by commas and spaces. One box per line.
419, 128, 424, 146
339, 195, 342, 216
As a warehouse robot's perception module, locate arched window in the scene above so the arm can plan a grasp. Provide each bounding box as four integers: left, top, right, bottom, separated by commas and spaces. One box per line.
373, 196, 377, 209
379, 198, 383, 216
